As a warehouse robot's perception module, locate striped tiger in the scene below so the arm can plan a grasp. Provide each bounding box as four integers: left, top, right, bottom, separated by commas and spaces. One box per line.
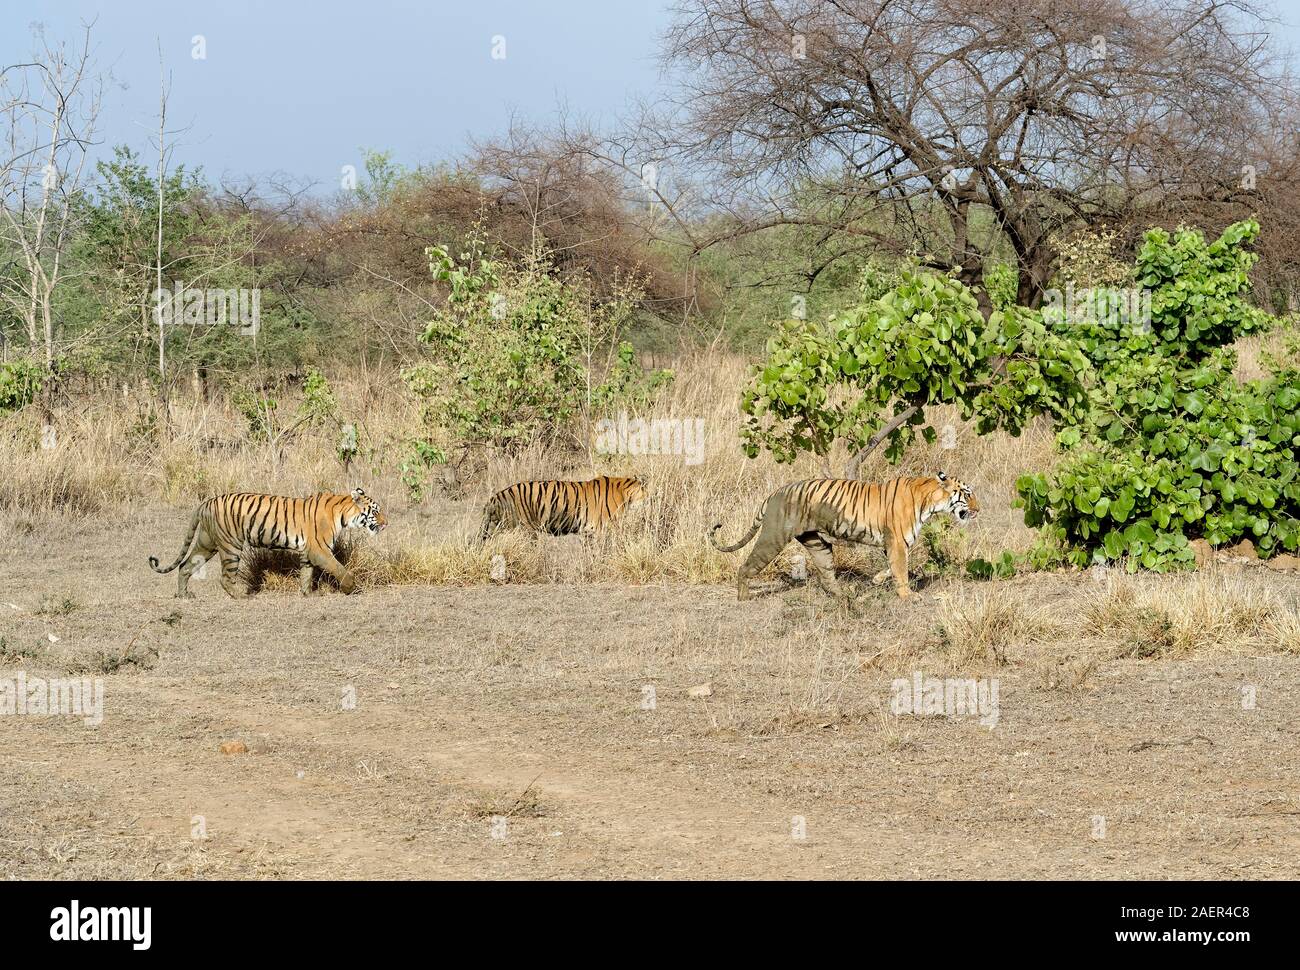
149, 488, 387, 598
478, 475, 646, 541
708, 473, 978, 600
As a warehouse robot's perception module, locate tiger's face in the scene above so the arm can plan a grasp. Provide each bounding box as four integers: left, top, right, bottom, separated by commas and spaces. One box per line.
935, 473, 978, 524
348, 487, 388, 534
621, 477, 648, 510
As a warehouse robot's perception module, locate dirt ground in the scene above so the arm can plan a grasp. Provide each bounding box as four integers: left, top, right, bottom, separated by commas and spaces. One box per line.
2, 505, 1298, 881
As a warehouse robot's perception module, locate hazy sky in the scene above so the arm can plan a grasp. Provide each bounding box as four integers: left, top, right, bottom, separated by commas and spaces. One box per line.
3, 0, 671, 191
5, 1, 1299, 194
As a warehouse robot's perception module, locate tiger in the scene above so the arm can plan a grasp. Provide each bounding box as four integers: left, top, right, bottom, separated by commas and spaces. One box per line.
149, 487, 387, 599
478, 475, 647, 542
708, 473, 978, 601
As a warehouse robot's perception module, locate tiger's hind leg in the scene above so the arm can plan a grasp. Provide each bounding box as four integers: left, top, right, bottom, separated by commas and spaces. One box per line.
797, 532, 847, 598
736, 516, 794, 601
175, 529, 216, 599
298, 553, 321, 596
219, 548, 250, 599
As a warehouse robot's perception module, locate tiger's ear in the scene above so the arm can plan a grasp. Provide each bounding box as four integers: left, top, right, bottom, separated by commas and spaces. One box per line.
350, 487, 366, 502
936, 471, 947, 482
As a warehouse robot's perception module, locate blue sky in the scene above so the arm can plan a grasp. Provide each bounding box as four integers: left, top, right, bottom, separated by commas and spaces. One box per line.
3, 0, 671, 190
5, 1, 1299, 193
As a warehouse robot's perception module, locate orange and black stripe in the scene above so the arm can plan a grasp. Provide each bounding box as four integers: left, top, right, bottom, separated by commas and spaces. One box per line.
150, 490, 382, 573
478, 475, 646, 540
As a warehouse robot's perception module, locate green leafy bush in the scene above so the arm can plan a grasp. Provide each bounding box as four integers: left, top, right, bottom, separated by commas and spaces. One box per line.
231, 388, 277, 442
966, 552, 1018, 580
406, 242, 648, 454
740, 265, 1091, 466
399, 439, 448, 501
1018, 220, 1299, 569
299, 369, 339, 424
983, 263, 1018, 310
592, 341, 674, 410
1136, 220, 1270, 354
0, 359, 44, 413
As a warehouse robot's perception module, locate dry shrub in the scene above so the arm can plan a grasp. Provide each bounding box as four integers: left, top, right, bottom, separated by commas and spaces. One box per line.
1, 352, 1060, 587
1032, 655, 1100, 693
934, 586, 1060, 666
347, 532, 547, 587
1083, 572, 1300, 656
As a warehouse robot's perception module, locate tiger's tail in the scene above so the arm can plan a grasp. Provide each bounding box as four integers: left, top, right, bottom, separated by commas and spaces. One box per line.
708, 507, 764, 553
149, 506, 203, 573
477, 495, 504, 545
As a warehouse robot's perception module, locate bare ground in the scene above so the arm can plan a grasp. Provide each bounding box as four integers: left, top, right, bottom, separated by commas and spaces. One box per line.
2, 506, 1299, 880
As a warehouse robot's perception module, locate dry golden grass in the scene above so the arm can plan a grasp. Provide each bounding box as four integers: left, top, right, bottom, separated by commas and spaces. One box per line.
933, 585, 1063, 667
1234, 326, 1300, 382
1081, 570, 1300, 657
1, 352, 1054, 585
6, 349, 1300, 661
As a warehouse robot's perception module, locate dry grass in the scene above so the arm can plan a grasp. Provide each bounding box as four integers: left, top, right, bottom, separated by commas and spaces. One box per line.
933, 585, 1062, 667
6, 493, 1300, 878
1, 352, 1054, 587
1234, 326, 1300, 382
1081, 570, 1300, 657
7, 350, 1300, 663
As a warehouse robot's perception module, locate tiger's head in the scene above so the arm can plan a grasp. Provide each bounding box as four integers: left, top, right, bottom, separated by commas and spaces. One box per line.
934, 472, 979, 524
611, 476, 648, 511
348, 487, 388, 534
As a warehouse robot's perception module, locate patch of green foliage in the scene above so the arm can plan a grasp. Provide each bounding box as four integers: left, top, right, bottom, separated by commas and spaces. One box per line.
965, 552, 1018, 580
1018, 219, 1298, 569
740, 217, 1297, 573
0, 359, 44, 413
399, 439, 448, 501
406, 240, 665, 457
591, 341, 675, 411
740, 263, 1090, 464
231, 388, 278, 442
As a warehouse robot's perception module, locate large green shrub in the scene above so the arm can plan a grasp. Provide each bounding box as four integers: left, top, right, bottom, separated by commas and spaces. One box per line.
1018, 220, 1299, 569
0, 359, 44, 413
740, 265, 1090, 468
406, 242, 658, 456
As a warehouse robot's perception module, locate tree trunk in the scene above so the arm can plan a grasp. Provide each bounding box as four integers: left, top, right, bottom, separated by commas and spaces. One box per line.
845, 406, 920, 478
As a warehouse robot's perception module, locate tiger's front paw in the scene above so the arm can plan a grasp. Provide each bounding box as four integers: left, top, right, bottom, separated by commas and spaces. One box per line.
896, 587, 916, 599
174, 591, 195, 600
339, 576, 358, 595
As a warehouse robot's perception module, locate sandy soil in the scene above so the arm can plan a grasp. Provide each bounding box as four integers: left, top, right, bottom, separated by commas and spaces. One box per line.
2, 506, 1298, 880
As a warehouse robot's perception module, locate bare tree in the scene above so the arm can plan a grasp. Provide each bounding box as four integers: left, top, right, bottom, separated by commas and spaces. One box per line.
0, 22, 103, 376
469, 120, 694, 316
155, 39, 169, 378
645, 0, 1294, 314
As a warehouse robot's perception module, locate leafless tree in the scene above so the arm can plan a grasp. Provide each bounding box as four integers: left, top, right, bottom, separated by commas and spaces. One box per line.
0, 22, 103, 373
469, 120, 694, 317
643, 0, 1295, 314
